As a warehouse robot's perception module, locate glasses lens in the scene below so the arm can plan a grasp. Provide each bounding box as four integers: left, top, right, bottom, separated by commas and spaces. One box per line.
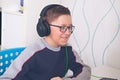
60, 26, 75, 33
50, 24, 75, 33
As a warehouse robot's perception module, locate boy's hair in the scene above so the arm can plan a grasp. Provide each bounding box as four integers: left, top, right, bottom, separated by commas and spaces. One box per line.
45, 5, 71, 23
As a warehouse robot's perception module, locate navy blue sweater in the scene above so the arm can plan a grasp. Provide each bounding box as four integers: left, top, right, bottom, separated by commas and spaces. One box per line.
13, 46, 83, 80
0, 38, 91, 80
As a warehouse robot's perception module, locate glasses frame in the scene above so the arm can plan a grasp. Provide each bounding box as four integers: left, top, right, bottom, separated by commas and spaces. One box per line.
49, 24, 75, 33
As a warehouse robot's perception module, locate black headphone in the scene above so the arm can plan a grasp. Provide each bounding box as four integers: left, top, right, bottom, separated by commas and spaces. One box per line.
37, 4, 62, 37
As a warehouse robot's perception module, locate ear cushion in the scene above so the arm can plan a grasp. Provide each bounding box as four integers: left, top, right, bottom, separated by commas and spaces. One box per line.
37, 17, 50, 37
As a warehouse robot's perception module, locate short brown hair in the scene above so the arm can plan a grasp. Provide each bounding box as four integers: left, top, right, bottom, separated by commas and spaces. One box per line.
45, 5, 71, 23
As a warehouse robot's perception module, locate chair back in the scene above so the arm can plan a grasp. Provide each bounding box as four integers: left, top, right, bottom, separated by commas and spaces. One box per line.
0, 47, 25, 75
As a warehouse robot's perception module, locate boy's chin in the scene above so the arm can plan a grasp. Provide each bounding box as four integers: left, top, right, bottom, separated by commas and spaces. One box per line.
60, 43, 67, 46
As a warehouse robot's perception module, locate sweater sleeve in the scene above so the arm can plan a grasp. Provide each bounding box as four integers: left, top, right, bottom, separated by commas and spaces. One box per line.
64, 48, 91, 80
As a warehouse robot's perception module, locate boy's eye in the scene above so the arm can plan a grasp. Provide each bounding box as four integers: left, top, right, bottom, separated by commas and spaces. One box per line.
49, 24, 75, 33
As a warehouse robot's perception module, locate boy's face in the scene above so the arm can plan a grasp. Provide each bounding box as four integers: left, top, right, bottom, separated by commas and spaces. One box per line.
46, 15, 72, 47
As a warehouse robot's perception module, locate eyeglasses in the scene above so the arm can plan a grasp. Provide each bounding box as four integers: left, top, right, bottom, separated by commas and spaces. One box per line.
49, 24, 75, 33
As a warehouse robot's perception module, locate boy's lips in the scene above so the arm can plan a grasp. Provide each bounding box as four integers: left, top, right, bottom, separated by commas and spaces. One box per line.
61, 36, 69, 41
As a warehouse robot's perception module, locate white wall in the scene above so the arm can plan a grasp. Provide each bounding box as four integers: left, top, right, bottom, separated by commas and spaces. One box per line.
1, 0, 26, 49
60, 0, 120, 69
1, 0, 20, 12
0, 0, 1, 8
2, 13, 26, 48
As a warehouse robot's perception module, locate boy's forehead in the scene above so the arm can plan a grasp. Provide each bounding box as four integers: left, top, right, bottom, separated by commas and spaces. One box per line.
55, 15, 72, 23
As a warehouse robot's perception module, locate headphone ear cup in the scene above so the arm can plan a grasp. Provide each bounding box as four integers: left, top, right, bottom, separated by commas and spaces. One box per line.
37, 18, 50, 37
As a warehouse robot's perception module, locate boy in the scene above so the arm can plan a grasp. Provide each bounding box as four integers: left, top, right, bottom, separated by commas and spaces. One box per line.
0, 4, 91, 80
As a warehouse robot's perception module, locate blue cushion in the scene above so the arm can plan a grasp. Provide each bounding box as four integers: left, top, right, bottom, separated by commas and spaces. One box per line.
0, 47, 25, 76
